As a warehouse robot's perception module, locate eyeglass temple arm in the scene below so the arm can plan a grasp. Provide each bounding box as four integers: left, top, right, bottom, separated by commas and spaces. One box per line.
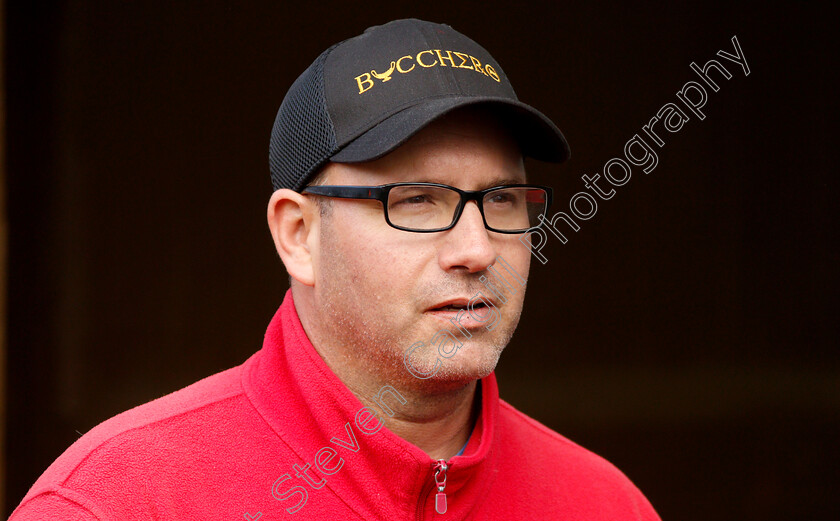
302, 186, 387, 200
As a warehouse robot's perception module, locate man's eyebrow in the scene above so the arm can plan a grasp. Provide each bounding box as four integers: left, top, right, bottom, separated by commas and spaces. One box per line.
474, 176, 528, 190
408, 175, 528, 190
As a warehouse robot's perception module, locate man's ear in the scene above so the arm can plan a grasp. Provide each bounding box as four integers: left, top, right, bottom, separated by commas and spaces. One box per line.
267, 189, 318, 286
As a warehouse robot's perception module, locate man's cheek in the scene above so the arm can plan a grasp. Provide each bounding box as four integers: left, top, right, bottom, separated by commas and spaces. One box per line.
500, 296, 525, 330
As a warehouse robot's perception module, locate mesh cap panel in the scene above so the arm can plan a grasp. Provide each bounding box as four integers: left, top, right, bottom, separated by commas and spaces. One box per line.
269, 47, 338, 192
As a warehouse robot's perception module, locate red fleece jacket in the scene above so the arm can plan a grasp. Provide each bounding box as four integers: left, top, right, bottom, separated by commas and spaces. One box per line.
10, 290, 660, 520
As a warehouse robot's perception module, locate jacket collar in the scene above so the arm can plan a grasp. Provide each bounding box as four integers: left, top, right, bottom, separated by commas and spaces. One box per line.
242, 289, 500, 518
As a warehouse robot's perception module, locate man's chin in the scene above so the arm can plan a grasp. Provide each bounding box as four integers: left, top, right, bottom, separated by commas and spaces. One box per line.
408, 349, 501, 388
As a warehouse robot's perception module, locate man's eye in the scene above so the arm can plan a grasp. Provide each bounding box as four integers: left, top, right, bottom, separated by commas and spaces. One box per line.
488, 193, 514, 204
395, 194, 433, 205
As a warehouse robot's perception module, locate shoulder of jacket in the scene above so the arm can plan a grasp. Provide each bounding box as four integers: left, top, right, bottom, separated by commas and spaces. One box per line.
496, 398, 633, 478
21, 363, 248, 498
10, 486, 107, 520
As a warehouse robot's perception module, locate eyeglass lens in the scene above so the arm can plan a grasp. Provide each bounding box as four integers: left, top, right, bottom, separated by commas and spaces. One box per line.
386, 185, 547, 231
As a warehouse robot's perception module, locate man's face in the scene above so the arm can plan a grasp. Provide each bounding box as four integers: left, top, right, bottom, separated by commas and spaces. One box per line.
306, 109, 531, 390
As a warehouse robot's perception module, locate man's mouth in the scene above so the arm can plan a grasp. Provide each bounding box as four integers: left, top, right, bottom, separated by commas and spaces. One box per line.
431, 303, 486, 312
425, 298, 495, 330
428, 299, 473, 312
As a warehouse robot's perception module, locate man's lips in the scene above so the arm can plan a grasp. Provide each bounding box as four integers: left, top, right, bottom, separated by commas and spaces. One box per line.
427, 298, 470, 312
424, 297, 497, 329
425, 297, 495, 312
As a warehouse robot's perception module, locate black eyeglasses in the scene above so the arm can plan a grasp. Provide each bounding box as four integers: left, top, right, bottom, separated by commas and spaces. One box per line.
302, 182, 553, 233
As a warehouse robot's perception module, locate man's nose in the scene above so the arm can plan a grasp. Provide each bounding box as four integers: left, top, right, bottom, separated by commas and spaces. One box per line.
437, 201, 498, 273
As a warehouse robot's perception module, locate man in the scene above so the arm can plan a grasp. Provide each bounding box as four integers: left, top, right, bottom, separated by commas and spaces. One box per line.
11, 19, 660, 520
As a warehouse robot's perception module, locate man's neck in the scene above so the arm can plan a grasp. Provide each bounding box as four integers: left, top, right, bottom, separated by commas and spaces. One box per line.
357, 379, 479, 460
313, 339, 480, 460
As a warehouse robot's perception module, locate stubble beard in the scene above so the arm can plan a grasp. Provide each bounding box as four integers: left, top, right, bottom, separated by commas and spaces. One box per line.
315, 222, 525, 392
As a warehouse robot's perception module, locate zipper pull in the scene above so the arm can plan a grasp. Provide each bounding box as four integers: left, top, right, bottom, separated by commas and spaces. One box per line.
434, 459, 448, 514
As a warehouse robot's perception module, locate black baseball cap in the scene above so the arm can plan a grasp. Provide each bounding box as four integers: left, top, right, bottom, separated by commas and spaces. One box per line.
269, 18, 570, 192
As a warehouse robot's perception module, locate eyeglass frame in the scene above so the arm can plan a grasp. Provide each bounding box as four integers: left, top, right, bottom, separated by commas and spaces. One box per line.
301, 182, 553, 234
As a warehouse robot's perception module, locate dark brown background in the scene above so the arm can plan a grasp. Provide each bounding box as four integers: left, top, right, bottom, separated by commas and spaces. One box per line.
4, 1, 837, 519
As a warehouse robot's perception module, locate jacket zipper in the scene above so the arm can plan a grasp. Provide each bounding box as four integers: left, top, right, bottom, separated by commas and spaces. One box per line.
434, 459, 449, 514
416, 459, 450, 520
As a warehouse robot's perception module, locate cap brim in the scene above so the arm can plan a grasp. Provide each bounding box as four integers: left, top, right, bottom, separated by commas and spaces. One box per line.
330, 96, 570, 164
